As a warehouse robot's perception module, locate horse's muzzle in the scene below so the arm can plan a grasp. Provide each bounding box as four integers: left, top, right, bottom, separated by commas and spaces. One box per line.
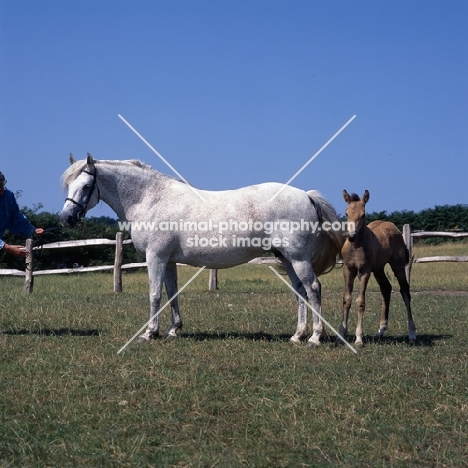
60, 215, 74, 228
347, 232, 357, 242
59, 210, 80, 228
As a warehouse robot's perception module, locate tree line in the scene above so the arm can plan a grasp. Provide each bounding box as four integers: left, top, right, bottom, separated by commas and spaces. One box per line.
1, 203, 467, 271
364, 204, 468, 234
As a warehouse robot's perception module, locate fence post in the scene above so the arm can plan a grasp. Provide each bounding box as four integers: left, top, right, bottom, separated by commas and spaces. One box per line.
114, 232, 123, 293
209, 269, 218, 291
23, 238, 34, 294
402, 224, 413, 285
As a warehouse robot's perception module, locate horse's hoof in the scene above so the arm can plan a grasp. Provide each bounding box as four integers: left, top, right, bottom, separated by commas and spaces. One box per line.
289, 336, 302, 345
335, 338, 346, 346
408, 338, 417, 346
164, 332, 178, 340
375, 327, 387, 338
135, 335, 150, 345
354, 341, 364, 348
306, 341, 320, 349
136, 333, 159, 344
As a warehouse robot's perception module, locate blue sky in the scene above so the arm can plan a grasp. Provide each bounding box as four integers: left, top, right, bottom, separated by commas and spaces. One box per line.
1, 0, 467, 220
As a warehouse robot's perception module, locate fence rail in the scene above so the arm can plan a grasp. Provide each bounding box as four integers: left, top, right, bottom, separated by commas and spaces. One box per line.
1, 225, 466, 293
413, 256, 468, 263
411, 231, 468, 239
410, 230, 468, 264
402, 226, 468, 283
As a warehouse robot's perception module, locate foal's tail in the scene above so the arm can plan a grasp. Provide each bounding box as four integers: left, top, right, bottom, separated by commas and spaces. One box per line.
307, 190, 345, 276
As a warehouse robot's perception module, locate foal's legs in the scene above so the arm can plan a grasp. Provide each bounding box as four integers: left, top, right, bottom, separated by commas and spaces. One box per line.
354, 272, 371, 346
338, 264, 356, 344
373, 269, 392, 338
163, 262, 182, 338
279, 257, 309, 343
392, 266, 417, 343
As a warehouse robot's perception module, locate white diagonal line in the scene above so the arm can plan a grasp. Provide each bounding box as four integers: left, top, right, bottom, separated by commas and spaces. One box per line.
118, 114, 208, 203
117, 266, 206, 354
268, 114, 356, 202
268, 266, 357, 353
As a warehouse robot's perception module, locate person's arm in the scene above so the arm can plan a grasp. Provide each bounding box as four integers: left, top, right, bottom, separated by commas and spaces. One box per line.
6, 191, 37, 238
0, 242, 28, 258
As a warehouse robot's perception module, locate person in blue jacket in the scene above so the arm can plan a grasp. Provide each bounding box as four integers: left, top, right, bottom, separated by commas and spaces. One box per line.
0, 171, 43, 258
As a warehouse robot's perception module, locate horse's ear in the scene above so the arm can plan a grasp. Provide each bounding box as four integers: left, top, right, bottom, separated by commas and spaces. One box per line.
87, 153, 95, 166
363, 190, 370, 204
343, 190, 352, 204
69, 153, 76, 165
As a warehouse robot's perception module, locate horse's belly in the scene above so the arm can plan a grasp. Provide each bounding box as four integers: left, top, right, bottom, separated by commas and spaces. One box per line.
171, 246, 266, 269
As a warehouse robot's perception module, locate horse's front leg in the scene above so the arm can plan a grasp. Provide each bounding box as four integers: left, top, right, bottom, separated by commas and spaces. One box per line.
163, 262, 182, 339
279, 257, 309, 343
338, 264, 355, 345
354, 272, 371, 346
137, 254, 167, 343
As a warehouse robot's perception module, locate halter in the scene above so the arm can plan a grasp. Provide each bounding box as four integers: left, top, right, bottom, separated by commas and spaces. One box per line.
65, 168, 100, 220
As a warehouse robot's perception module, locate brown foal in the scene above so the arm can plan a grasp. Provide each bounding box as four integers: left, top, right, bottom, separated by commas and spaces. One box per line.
338, 190, 417, 346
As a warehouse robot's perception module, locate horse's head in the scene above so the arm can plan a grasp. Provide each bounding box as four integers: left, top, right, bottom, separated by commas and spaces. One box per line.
60, 153, 100, 227
343, 189, 369, 242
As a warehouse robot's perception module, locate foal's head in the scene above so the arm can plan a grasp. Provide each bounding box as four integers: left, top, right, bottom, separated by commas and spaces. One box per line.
343, 189, 369, 242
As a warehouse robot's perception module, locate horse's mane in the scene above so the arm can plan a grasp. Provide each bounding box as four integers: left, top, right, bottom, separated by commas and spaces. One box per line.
61, 159, 183, 189
349, 193, 361, 202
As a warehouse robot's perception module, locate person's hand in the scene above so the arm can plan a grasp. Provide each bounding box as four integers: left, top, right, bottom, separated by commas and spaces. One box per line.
35, 228, 44, 235
3, 244, 29, 258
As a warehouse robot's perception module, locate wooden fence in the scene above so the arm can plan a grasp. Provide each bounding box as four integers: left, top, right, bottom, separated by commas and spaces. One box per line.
0, 233, 279, 294
1, 225, 467, 294
402, 225, 468, 284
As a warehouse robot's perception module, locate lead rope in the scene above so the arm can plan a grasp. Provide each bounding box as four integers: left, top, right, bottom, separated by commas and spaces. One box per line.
25, 220, 61, 271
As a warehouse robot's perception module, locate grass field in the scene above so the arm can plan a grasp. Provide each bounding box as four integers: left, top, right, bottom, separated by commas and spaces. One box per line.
1, 242, 467, 467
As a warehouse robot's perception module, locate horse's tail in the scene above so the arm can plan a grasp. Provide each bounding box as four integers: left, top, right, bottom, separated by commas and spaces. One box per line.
307, 190, 345, 276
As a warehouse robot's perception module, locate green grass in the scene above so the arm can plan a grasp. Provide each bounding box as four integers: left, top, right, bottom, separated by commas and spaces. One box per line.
1, 243, 467, 467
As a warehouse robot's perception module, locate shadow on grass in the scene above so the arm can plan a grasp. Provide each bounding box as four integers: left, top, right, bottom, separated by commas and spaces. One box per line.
179, 331, 452, 347
180, 331, 293, 342
1, 327, 102, 337
361, 333, 452, 347
1, 329, 451, 347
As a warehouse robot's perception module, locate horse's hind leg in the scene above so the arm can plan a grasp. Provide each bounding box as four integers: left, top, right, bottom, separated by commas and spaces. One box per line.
279, 257, 309, 343
392, 266, 417, 344
163, 262, 182, 339
373, 269, 392, 338
290, 259, 323, 347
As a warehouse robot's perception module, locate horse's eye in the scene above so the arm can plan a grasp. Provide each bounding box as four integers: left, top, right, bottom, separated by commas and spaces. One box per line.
84, 184, 90, 189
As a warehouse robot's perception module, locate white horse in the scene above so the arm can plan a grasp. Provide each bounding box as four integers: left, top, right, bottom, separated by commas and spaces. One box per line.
60, 154, 343, 347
